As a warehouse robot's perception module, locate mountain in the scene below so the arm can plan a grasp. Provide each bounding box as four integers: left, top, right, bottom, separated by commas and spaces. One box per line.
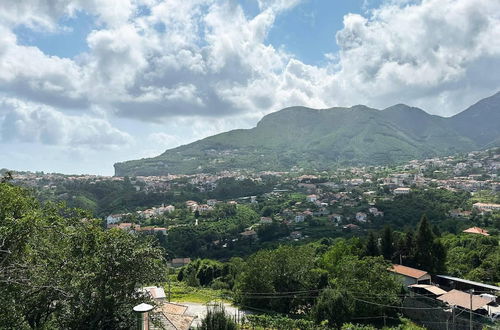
114, 92, 500, 176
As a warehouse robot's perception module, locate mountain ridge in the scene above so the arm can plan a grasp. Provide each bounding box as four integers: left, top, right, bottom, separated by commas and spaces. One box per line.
115, 92, 500, 176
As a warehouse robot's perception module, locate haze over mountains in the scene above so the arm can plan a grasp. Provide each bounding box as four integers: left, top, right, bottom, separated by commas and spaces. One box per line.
114, 91, 500, 176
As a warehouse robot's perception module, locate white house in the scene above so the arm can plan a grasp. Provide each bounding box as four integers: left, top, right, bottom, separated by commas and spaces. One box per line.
106, 214, 123, 225
294, 213, 305, 223
356, 212, 368, 222
307, 194, 318, 202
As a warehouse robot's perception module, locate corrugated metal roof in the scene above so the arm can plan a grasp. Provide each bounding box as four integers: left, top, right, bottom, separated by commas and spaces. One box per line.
437, 275, 500, 291
437, 290, 491, 311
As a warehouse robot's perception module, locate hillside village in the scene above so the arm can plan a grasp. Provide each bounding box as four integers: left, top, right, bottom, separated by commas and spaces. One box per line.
3, 148, 500, 329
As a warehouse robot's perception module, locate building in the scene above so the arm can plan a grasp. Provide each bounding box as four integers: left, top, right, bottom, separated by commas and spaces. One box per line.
463, 226, 489, 236
473, 202, 500, 212
171, 258, 191, 268
436, 275, 500, 295
290, 231, 302, 239
437, 290, 492, 312
408, 284, 447, 297
106, 214, 123, 225
394, 187, 411, 195
356, 212, 368, 222
307, 194, 318, 202
260, 217, 273, 224
389, 264, 431, 286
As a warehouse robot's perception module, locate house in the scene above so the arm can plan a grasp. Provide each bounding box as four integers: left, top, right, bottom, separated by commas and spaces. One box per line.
343, 224, 360, 231
473, 202, 500, 212
368, 207, 384, 217
153, 227, 167, 235
394, 187, 411, 195
449, 209, 472, 218
437, 290, 492, 312
171, 258, 191, 268
389, 264, 431, 286
463, 226, 489, 236
294, 214, 305, 222
106, 214, 123, 225
240, 230, 257, 240
260, 217, 273, 224
356, 212, 368, 222
307, 194, 318, 202
290, 231, 302, 239
329, 213, 342, 223
206, 199, 218, 206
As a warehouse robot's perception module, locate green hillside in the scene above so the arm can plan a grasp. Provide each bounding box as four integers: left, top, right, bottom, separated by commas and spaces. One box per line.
114, 92, 500, 176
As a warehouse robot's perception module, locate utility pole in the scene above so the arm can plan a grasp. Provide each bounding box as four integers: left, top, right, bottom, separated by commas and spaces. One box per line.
469, 289, 474, 330
167, 264, 171, 302
452, 305, 456, 330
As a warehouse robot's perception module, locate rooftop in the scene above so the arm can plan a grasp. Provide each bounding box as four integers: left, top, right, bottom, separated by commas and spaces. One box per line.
437, 289, 491, 311
389, 264, 429, 279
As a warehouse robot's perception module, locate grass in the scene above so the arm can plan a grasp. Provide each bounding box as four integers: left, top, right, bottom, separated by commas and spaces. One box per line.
164, 276, 231, 304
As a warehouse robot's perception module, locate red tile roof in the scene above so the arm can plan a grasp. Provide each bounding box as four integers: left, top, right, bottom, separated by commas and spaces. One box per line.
463, 227, 489, 236
389, 264, 429, 279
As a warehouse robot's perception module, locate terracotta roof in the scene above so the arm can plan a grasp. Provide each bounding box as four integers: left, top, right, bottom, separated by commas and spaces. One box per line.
409, 284, 447, 296
437, 290, 491, 311
389, 264, 429, 279
463, 227, 489, 236
160, 302, 188, 315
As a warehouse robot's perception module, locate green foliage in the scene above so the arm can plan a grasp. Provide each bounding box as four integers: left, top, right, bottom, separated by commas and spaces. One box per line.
364, 231, 380, 257
414, 215, 446, 273
235, 245, 321, 313
376, 189, 470, 228
441, 233, 500, 284
329, 256, 403, 318
245, 314, 322, 330
381, 226, 395, 260
312, 289, 355, 327
0, 183, 166, 329
115, 99, 500, 175
199, 304, 238, 330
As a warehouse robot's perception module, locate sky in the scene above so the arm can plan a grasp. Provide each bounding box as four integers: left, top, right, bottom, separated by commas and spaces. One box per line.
0, 0, 499, 175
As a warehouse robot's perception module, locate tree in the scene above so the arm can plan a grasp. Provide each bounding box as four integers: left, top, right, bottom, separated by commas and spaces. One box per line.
199, 304, 237, 330
235, 245, 320, 313
414, 215, 435, 271
328, 256, 403, 319
0, 182, 166, 329
381, 226, 395, 261
364, 232, 379, 257
312, 289, 355, 327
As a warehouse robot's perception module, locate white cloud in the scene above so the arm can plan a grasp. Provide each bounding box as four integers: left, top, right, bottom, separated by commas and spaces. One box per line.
0, 0, 499, 174
0, 98, 132, 147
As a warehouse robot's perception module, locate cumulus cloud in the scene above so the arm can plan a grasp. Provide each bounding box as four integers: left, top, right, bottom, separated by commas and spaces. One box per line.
0, 98, 132, 147
0, 0, 499, 157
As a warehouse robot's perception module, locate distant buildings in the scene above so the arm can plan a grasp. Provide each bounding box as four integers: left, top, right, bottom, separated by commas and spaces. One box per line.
394, 187, 411, 195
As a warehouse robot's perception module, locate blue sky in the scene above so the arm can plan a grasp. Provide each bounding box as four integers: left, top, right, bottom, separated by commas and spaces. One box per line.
0, 0, 499, 175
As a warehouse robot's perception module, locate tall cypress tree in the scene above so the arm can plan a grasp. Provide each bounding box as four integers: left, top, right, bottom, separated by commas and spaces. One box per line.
414, 215, 435, 271
365, 231, 379, 257
381, 226, 395, 261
